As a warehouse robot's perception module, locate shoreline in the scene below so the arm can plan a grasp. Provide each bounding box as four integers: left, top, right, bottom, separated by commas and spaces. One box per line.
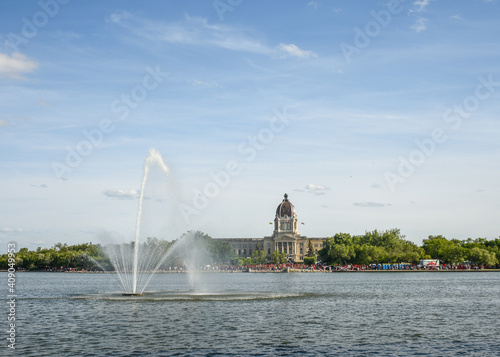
285, 268, 500, 273
2, 269, 499, 273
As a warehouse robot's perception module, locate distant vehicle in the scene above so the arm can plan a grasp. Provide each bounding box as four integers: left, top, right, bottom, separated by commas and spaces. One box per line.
418, 259, 440, 268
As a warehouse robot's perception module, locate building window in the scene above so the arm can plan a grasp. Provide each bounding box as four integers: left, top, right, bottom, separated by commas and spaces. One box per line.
243, 249, 246, 255
314, 244, 318, 247
299, 243, 304, 247
300, 248, 303, 254
267, 248, 271, 254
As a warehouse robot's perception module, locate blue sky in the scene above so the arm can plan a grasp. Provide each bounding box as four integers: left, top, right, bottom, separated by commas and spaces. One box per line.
1, 0, 499, 250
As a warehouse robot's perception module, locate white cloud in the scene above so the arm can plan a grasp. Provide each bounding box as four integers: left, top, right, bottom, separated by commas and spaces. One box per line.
37, 98, 52, 107
109, 13, 317, 60
0, 52, 38, 79
353, 202, 386, 207
0, 119, 10, 127
109, 12, 272, 55
413, 0, 432, 12
304, 184, 330, 195
450, 14, 463, 20
0, 228, 23, 233
411, 18, 428, 32
103, 189, 140, 199
305, 184, 329, 190
308, 0, 319, 10
188, 79, 221, 89
30, 184, 48, 188
108, 11, 132, 24
408, 1, 431, 31
276, 43, 317, 59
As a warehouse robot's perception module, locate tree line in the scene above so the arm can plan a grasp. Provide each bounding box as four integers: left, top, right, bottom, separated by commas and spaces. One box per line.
0, 243, 108, 271
0, 231, 235, 271
318, 229, 500, 267
1, 229, 499, 270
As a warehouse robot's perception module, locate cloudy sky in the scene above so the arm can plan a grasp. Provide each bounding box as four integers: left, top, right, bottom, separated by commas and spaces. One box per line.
1, 0, 499, 250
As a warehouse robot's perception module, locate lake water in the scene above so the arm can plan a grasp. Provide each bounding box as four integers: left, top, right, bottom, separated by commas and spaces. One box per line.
3, 271, 500, 356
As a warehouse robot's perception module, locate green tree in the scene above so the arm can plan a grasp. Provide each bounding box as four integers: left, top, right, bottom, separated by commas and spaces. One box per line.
318, 233, 356, 265
176, 231, 236, 265
230, 257, 241, 266
251, 250, 267, 264
353, 245, 387, 265
306, 239, 315, 257
303, 256, 316, 266
467, 247, 498, 266
271, 250, 287, 264
423, 235, 465, 264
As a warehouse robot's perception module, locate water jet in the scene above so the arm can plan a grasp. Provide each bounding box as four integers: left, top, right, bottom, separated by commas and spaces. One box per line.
104, 148, 182, 295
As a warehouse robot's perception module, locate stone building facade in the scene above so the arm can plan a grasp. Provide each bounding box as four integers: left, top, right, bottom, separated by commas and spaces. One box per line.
218, 193, 328, 262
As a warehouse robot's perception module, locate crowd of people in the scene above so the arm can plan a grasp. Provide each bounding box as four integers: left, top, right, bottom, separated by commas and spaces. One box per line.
18, 262, 488, 273
186, 262, 490, 272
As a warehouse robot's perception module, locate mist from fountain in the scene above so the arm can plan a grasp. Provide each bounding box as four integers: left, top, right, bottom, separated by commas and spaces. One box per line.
104, 148, 188, 295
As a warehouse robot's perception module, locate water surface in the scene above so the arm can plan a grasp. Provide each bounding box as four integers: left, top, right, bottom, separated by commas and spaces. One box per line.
4, 271, 500, 356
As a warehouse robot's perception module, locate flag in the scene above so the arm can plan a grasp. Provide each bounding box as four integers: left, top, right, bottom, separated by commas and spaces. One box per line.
269, 222, 273, 225
301, 222, 305, 225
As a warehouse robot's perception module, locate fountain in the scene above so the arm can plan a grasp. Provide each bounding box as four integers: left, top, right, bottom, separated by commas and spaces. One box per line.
104, 148, 185, 296
131, 149, 167, 295
91, 149, 308, 302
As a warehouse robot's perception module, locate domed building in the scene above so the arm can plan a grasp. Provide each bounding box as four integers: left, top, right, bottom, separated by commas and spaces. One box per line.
274, 193, 298, 234
219, 193, 327, 262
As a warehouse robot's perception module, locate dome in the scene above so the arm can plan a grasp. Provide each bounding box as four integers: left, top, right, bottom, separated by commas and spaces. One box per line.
276, 193, 296, 218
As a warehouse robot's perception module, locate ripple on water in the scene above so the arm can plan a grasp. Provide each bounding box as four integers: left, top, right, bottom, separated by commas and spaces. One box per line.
8, 271, 500, 357
70, 290, 317, 301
